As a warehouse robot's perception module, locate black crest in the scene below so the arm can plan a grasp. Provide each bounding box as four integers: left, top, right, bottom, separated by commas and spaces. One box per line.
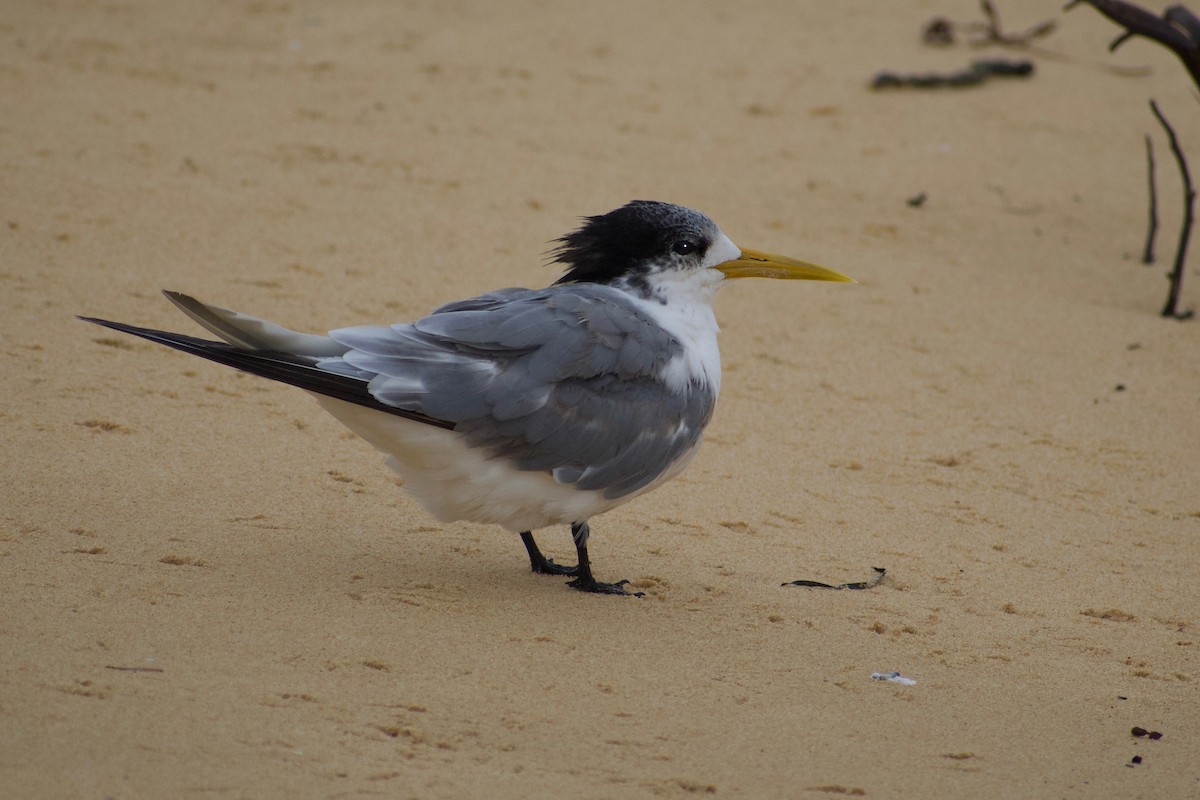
551, 200, 716, 285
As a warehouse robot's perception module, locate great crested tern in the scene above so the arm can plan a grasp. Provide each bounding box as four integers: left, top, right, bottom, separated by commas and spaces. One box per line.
81, 201, 852, 596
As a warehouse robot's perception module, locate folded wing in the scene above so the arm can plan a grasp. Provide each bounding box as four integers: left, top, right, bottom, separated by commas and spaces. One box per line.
332, 284, 715, 499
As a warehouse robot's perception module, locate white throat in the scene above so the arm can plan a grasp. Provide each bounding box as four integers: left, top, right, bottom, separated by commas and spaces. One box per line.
620, 231, 741, 396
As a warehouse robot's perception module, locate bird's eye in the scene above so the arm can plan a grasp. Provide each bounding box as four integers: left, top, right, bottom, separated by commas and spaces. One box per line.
672, 240, 697, 256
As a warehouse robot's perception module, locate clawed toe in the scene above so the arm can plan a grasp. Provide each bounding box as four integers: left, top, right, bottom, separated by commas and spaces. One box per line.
567, 576, 643, 597
532, 558, 580, 577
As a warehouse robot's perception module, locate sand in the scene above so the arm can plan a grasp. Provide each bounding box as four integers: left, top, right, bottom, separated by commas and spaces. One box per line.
3, 1, 1198, 797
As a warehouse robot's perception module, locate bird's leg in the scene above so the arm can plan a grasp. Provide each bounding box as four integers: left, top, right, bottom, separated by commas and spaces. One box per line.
520, 531, 579, 576
565, 521, 644, 597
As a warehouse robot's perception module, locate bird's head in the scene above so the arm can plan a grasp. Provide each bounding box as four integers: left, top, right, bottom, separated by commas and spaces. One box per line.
550, 200, 852, 299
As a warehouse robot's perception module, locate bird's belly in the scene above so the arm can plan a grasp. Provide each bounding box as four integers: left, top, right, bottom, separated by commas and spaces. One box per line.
311, 395, 630, 532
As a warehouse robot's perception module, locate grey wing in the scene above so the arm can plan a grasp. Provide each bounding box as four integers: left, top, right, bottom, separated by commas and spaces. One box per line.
428, 287, 528, 315
327, 285, 715, 499
467, 371, 715, 499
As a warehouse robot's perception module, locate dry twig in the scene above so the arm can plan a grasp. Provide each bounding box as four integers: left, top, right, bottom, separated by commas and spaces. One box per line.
1068, 0, 1199, 317
1143, 133, 1158, 264
923, 1, 1057, 47
1149, 99, 1195, 319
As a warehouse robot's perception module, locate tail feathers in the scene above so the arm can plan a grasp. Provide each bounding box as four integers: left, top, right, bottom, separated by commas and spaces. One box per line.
162, 290, 348, 357
78, 316, 455, 431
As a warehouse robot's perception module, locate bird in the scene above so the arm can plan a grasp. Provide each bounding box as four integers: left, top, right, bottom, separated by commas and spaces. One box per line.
80, 200, 852, 596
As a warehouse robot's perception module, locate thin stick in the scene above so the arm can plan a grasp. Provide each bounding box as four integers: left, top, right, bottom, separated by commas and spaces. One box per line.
1148, 99, 1195, 319
1143, 133, 1157, 264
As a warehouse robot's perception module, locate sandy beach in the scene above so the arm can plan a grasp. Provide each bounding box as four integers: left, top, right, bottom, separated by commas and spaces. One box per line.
3, 1, 1198, 797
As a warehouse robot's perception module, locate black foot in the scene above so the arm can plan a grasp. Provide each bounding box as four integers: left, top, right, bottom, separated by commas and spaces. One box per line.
533, 558, 580, 577
520, 531, 580, 576
567, 575, 644, 597
523, 522, 643, 597
567, 524, 642, 596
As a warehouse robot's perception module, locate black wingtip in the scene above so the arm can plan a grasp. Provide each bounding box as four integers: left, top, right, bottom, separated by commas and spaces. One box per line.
77, 312, 456, 431
79, 315, 129, 329
79, 315, 151, 337
78, 315, 195, 347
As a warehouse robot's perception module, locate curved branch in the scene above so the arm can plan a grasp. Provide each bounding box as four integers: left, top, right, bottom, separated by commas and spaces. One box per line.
1065, 0, 1200, 89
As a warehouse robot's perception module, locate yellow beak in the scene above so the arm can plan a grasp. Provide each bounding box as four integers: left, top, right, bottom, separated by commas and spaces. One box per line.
717, 247, 854, 283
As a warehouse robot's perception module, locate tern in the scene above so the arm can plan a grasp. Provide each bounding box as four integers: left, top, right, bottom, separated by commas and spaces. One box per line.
81, 201, 852, 595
